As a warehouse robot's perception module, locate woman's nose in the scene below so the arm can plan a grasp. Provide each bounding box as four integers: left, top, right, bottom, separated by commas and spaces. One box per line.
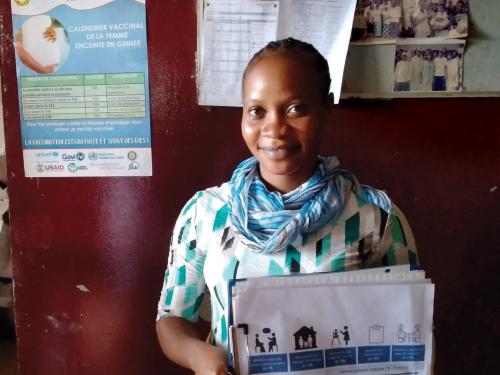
261, 112, 285, 138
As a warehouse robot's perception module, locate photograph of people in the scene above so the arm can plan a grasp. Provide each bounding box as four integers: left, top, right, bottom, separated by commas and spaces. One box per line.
352, 0, 468, 42
351, 0, 403, 42
156, 38, 418, 374
15, 15, 69, 74
394, 43, 464, 92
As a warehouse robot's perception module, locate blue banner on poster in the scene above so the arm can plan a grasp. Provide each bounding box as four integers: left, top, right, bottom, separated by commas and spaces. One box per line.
11, 0, 152, 177
249, 354, 288, 374
392, 345, 425, 362
358, 346, 391, 364
289, 350, 325, 372
325, 347, 357, 367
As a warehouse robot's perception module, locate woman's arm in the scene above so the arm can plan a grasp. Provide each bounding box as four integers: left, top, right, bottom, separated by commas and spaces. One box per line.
156, 316, 229, 375
156, 192, 231, 374
377, 205, 418, 266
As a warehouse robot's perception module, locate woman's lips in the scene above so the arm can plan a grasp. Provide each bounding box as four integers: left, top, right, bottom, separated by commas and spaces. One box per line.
258, 145, 299, 160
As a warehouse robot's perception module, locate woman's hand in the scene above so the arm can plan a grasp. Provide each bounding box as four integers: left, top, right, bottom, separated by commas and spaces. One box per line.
192, 344, 231, 375
43, 26, 57, 42
156, 316, 232, 374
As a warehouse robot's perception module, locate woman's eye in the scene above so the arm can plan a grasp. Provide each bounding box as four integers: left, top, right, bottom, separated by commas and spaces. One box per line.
248, 107, 264, 118
287, 104, 306, 115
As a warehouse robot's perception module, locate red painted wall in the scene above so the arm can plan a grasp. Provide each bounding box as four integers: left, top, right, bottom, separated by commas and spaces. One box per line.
1, 1, 499, 374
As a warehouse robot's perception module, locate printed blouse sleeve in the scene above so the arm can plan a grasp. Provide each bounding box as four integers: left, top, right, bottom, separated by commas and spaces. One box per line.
378, 205, 419, 267
156, 192, 207, 322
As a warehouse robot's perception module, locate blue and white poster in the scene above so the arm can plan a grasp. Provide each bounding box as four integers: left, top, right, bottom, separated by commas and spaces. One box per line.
11, 0, 152, 177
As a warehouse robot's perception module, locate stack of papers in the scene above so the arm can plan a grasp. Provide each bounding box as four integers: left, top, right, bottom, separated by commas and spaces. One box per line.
228, 266, 434, 375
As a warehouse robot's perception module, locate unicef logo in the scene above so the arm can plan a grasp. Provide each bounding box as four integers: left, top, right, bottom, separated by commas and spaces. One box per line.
68, 163, 78, 173
88, 152, 98, 161
76, 152, 85, 161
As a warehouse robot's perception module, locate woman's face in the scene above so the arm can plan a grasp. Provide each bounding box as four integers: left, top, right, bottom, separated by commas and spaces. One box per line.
241, 51, 330, 192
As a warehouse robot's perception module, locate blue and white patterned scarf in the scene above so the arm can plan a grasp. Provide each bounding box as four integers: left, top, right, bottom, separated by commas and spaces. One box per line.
228, 156, 392, 254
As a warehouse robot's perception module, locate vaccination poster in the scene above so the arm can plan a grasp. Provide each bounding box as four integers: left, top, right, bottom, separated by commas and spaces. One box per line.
11, 0, 152, 177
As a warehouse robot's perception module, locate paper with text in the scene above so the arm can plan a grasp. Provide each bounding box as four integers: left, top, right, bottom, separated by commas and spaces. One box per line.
198, 0, 279, 106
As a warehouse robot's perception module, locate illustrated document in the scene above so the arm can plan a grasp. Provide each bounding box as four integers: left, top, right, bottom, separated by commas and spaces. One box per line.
229, 266, 434, 375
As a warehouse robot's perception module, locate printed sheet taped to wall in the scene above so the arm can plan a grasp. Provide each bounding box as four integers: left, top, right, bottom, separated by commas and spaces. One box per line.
197, 0, 357, 106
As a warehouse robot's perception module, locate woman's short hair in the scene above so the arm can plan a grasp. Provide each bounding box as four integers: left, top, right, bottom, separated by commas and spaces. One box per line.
242, 37, 331, 102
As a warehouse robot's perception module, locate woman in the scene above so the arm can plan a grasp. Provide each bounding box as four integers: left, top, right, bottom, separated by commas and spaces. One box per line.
156, 38, 417, 374
411, 0, 431, 38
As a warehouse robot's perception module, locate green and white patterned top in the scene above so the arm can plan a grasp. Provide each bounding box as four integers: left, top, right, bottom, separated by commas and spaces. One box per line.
156, 182, 417, 348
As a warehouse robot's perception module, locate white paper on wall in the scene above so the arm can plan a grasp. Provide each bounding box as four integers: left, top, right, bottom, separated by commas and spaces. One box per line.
198, 0, 357, 106
198, 0, 280, 106
277, 0, 357, 104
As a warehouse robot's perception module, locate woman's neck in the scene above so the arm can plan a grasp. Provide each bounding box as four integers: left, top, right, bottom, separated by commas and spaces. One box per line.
258, 164, 318, 194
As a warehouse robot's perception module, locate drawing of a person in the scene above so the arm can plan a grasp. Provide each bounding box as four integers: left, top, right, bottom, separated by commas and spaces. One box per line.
307, 334, 313, 348
255, 334, 265, 353
397, 324, 406, 343
413, 324, 421, 343
298, 336, 304, 349
268, 332, 278, 352
331, 329, 341, 345
340, 326, 351, 345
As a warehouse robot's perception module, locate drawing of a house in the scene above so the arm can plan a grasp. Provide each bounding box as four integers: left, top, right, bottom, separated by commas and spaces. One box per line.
293, 326, 318, 350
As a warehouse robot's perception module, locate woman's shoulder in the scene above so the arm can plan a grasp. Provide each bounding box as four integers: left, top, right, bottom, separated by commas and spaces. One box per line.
177, 181, 231, 221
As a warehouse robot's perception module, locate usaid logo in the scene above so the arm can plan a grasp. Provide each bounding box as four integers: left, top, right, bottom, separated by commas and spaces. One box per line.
36, 164, 64, 173
45, 165, 64, 172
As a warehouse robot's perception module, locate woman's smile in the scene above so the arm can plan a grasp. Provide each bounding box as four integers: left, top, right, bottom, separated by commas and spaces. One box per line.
258, 144, 300, 160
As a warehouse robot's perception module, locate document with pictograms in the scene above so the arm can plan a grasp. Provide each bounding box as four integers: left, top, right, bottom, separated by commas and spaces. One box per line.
228, 266, 434, 375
